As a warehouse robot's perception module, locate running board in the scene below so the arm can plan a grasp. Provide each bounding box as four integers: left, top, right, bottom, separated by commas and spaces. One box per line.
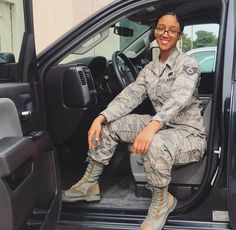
57, 211, 230, 230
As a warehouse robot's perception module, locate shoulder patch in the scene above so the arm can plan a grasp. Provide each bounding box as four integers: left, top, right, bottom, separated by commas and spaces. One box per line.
183, 65, 198, 75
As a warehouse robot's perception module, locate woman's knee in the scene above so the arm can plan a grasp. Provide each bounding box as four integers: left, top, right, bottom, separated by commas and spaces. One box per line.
107, 114, 151, 141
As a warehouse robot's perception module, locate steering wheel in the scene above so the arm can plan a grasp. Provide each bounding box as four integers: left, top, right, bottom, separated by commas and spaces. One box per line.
112, 51, 139, 89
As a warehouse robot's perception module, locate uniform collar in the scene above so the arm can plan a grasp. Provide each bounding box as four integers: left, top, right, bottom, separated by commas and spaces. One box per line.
160, 48, 180, 69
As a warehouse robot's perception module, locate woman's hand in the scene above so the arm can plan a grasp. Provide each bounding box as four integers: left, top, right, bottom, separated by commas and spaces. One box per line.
131, 120, 161, 154
88, 115, 106, 149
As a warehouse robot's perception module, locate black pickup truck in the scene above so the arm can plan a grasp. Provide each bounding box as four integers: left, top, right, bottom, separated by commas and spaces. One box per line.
0, 0, 235, 229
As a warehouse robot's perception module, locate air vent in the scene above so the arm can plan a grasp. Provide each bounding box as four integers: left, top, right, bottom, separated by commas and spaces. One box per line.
78, 71, 86, 85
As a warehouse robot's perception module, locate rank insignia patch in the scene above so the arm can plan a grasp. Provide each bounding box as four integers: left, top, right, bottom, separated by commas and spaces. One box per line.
183, 65, 198, 75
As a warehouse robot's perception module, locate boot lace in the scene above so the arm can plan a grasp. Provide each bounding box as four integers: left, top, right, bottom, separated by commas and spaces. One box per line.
71, 162, 94, 190
146, 184, 166, 217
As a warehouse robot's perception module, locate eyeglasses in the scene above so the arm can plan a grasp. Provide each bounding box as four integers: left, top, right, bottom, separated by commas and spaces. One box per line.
155, 26, 181, 37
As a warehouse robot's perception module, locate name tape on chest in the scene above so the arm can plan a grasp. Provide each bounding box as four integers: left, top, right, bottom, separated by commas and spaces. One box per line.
183, 65, 198, 75
160, 76, 175, 83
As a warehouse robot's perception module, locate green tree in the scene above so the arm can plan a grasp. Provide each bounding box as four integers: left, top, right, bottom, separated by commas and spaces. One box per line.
193, 30, 217, 48
182, 34, 192, 52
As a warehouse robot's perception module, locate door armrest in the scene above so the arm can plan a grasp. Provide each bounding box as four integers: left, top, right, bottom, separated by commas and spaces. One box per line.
0, 137, 36, 177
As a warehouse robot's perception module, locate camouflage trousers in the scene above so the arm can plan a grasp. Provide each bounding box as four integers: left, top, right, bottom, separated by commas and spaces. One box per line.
88, 114, 207, 188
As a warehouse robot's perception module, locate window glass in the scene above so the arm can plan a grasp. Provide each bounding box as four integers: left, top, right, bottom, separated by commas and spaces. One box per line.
0, 0, 24, 62
119, 18, 149, 50
60, 17, 150, 64
191, 51, 216, 72
183, 24, 219, 73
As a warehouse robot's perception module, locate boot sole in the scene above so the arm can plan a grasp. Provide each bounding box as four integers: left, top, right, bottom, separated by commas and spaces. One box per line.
62, 192, 101, 202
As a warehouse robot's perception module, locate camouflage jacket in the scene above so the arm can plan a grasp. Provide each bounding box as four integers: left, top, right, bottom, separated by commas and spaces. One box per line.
101, 48, 206, 136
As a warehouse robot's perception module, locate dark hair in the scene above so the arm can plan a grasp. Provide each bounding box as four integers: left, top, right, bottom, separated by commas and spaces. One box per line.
156, 11, 184, 32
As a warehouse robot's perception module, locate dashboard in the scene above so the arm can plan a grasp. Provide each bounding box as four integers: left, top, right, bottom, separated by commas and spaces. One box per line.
61, 56, 121, 108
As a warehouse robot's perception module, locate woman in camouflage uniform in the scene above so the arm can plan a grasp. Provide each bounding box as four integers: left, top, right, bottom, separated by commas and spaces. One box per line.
63, 11, 207, 230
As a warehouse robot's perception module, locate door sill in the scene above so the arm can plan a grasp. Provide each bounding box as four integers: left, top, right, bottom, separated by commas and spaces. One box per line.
57, 210, 231, 230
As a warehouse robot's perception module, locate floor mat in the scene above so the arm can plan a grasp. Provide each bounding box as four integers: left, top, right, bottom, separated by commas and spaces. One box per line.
62, 175, 150, 211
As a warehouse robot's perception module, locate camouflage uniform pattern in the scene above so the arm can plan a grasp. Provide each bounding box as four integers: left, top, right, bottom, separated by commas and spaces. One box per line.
88, 48, 207, 188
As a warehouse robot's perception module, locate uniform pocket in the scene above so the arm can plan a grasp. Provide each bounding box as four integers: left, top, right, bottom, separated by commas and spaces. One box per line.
173, 133, 206, 165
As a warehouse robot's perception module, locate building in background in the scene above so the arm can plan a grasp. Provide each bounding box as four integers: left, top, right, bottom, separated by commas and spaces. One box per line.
0, 0, 114, 60
33, 0, 114, 53
0, 0, 24, 60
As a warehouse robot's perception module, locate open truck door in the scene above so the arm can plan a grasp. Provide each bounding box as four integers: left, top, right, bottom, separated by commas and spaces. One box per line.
0, 0, 61, 229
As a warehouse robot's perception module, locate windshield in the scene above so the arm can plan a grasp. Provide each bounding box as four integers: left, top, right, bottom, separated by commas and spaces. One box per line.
119, 18, 150, 50
60, 17, 150, 64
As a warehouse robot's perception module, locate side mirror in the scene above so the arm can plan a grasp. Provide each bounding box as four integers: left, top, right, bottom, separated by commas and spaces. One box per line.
0, 53, 15, 64
0, 53, 16, 64
114, 26, 133, 37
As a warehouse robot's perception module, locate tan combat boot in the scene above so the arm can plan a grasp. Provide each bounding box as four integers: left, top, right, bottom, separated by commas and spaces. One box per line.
140, 186, 177, 230
62, 159, 104, 202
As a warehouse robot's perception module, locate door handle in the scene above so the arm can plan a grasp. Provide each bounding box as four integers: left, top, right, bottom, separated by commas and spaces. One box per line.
21, 111, 32, 121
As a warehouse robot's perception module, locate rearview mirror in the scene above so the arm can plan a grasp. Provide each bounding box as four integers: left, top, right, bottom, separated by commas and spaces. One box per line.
114, 26, 133, 37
